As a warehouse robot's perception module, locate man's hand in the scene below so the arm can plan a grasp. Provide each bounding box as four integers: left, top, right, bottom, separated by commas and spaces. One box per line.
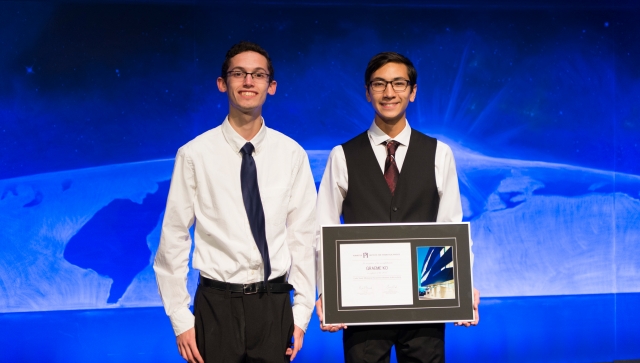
285, 325, 305, 361
176, 328, 203, 363
455, 288, 480, 327
315, 297, 347, 332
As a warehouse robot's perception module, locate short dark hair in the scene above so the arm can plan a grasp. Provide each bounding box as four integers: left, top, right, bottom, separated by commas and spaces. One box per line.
364, 52, 417, 86
221, 41, 274, 81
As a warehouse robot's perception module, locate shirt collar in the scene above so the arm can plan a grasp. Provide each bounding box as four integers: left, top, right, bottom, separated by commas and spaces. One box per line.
221, 116, 268, 155
368, 119, 412, 146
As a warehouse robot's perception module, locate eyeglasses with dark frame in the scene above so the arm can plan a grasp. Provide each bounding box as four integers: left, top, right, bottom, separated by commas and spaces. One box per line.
368, 79, 411, 93
226, 70, 271, 82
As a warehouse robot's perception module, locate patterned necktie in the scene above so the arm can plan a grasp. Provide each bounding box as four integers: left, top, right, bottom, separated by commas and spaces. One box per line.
383, 140, 400, 195
240, 142, 271, 283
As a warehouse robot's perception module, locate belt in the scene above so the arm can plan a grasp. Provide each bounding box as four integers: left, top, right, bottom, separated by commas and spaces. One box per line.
199, 275, 293, 294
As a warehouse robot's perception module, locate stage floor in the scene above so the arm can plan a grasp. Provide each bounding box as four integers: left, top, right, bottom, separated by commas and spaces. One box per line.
1, 293, 639, 363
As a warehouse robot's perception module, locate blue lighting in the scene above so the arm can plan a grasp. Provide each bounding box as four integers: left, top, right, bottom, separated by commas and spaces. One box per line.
1, 1, 639, 362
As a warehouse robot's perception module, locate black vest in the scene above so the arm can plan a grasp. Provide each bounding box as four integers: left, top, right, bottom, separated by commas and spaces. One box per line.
342, 130, 440, 224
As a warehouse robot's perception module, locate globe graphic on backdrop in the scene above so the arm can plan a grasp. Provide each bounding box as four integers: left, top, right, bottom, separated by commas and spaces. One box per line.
1, 140, 639, 313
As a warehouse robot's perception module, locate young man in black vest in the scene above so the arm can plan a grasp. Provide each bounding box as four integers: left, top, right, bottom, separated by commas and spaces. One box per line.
315, 52, 480, 362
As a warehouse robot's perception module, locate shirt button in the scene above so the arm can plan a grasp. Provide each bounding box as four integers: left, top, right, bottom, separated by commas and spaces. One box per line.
393, 207, 398, 212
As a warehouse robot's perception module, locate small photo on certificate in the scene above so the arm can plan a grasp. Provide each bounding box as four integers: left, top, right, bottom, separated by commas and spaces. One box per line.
416, 246, 456, 300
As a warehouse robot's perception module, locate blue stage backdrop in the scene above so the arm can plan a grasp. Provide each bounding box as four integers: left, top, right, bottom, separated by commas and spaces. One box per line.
1, 1, 639, 362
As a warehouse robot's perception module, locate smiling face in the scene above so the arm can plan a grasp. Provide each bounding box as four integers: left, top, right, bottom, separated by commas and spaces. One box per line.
366, 62, 417, 128
217, 51, 277, 117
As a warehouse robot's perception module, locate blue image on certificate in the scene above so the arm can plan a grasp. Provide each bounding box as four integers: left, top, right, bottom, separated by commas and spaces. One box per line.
416, 247, 456, 300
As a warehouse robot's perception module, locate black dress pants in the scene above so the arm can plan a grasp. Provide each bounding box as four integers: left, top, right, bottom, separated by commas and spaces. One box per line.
194, 284, 294, 363
343, 323, 445, 363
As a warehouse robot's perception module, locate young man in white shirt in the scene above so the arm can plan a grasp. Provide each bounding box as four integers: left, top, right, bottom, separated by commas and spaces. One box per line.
315, 52, 480, 363
154, 41, 316, 363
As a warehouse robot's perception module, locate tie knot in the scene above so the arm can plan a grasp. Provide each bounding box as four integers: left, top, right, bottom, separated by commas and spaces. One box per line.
385, 140, 399, 156
241, 142, 255, 156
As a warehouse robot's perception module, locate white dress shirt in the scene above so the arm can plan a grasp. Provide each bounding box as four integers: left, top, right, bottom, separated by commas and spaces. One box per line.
316, 120, 471, 294
154, 118, 317, 336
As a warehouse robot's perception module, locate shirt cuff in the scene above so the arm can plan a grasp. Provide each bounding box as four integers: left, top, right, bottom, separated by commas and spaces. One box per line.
170, 307, 195, 336
292, 303, 313, 333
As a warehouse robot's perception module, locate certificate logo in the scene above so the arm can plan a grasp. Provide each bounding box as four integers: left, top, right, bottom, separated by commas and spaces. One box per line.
363, 252, 368, 258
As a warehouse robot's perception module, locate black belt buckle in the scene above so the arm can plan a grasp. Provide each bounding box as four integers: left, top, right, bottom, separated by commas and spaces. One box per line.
243, 283, 258, 294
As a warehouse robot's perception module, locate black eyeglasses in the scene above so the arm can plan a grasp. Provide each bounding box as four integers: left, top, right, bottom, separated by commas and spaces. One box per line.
227, 70, 271, 82
368, 79, 411, 93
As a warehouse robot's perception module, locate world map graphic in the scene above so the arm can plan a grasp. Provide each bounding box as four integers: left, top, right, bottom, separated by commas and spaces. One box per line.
1, 142, 638, 313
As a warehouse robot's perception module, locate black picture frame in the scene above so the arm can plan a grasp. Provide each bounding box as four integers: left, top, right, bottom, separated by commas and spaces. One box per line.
321, 222, 475, 325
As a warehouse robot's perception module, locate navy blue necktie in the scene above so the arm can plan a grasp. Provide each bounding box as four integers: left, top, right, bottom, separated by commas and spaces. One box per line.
240, 142, 271, 283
